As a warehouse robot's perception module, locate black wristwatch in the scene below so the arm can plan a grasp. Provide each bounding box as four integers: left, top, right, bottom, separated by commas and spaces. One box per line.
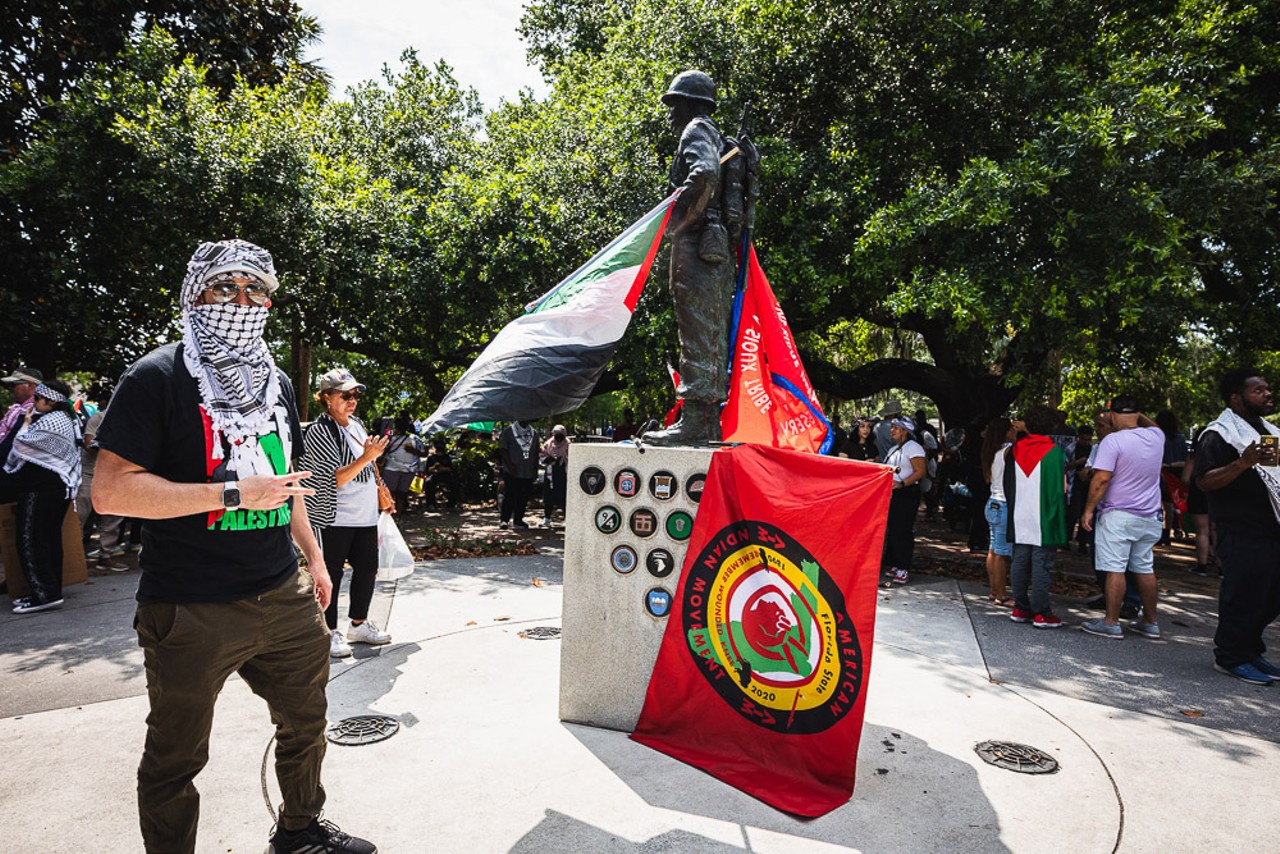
222, 480, 242, 510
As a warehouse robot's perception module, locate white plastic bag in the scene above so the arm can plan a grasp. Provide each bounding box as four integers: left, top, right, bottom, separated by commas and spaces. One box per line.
376, 513, 415, 581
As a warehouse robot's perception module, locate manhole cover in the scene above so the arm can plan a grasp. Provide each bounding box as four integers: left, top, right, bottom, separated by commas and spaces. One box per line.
326, 715, 400, 746
974, 740, 1059, 774
518, 626, 561, 640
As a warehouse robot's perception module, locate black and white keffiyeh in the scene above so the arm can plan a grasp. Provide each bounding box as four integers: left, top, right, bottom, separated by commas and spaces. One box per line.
178, 240, 283, 470
4, 409, 82, 498
511, 421, 535, 457
1204, 407, 1280, 524
33, 383, 67, 404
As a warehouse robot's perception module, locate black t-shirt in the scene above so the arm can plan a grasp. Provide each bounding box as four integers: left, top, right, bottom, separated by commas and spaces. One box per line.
839, 437, 878, 462
1195, 430, 1280, 539
95, 342, 305, 603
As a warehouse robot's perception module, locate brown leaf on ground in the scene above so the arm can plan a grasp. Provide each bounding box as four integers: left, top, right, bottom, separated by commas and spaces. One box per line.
532, 577, 544, 587
494, 615, 511, 621
465, 620, 477, 626
1180, 709, 1206, 717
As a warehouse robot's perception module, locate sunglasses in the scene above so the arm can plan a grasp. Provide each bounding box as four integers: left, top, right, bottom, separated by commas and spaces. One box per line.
338, 390, 362, 401
202, 276, 271, 306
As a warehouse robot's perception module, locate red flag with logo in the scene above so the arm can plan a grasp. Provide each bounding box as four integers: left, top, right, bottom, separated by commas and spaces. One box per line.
631, 444, 892, 816
720, 245, 832, 453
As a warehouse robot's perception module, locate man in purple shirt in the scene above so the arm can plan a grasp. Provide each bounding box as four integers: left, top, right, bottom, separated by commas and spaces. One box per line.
1080, 394, 1165, 639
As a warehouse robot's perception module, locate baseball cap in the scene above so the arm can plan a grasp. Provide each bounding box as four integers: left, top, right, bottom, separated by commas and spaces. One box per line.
1108, 394, 1141, 414
317, 368, 366, 393
2, 367, 44, 385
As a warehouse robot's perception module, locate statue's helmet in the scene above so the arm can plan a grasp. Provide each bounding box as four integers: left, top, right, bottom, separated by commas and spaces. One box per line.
661, 70, 716, 108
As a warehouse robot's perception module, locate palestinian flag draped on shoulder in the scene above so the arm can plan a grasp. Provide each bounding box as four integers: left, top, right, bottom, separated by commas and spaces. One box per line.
1004, 434, 1068, 547
421, 194, 677, 434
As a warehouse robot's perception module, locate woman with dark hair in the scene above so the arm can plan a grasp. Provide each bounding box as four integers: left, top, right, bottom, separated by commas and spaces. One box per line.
980, 416, 1016, 607
839, 418, 878, 461
5, 379, 81, 613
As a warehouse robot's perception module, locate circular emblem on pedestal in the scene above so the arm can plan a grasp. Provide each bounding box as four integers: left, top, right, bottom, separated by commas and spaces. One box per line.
649, 470, 678, 501
580, 466, 606, 495
665, 510, 694, 541
614, 468, 641, 498
645, 587, 673, 618
685, 473, 707, 503
594, 505, 622, 534
646, 547, 675, 578
610, 545, 638, 574
630, 508, 659, 538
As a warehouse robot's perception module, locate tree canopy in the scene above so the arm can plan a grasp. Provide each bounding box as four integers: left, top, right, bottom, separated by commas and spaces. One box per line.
2, 0, 1278, 430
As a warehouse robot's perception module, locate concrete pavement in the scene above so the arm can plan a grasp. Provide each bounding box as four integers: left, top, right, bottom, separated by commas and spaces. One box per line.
2, 554, 1277, 852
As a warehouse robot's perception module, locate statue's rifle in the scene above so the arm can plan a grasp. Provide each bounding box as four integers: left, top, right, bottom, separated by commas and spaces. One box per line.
725, 102, 755, 391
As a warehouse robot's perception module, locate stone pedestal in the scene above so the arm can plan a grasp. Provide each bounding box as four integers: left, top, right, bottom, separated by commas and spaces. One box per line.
559, 443, 714, 731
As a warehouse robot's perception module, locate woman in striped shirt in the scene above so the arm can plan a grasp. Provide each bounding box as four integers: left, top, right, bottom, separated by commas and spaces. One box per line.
300, 368, 390, 658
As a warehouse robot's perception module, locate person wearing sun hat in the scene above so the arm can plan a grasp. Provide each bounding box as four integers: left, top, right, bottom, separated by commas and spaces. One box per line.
299, 366, 391, 658
0, 366, 44, 504
5, 378, 81, 613
874, 399, 904, 458
92, 239, 376, 853
882, 415, 927, 586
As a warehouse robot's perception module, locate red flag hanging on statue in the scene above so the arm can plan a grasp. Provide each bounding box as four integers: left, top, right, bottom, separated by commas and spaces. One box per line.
720, 245, 832, 453
631, 444, 892, 816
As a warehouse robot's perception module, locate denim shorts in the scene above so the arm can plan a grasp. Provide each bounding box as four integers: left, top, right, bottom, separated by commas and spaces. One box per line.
984, 499, 1011, 557
1094, 509, 1162, 574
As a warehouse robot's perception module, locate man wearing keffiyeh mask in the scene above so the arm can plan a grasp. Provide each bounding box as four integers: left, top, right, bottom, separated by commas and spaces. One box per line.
93, 239, 377, 853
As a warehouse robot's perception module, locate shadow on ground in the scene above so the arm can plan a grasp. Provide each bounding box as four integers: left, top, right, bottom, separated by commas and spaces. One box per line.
563, 722, 1007, 853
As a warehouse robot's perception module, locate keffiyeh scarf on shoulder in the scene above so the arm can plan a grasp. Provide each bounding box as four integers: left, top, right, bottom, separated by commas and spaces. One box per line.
4, 408, 82, 499
1204, 407, 1280, 524
178, 240, 282, 472
511, 421, 535, 458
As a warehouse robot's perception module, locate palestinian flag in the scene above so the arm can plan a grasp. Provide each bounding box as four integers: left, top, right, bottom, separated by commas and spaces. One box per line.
1003, 435, 1068, 547
421, 193, 677, 434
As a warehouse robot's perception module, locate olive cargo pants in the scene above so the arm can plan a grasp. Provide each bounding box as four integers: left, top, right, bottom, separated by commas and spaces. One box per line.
134, 569, 330, 853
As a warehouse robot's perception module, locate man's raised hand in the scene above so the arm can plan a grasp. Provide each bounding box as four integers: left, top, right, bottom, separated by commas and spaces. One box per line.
238, 472, 316, 510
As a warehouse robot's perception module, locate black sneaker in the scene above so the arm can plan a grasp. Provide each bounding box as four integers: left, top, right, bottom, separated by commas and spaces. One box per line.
12, 596, 64, 614
269, 817, 376, 853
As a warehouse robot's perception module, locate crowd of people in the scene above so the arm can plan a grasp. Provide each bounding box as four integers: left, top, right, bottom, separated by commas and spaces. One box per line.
884, 383, 1280, 688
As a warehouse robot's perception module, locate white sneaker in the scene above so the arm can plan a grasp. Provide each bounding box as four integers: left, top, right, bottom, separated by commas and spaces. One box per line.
329, 629, 352, 658
347, 620, 391, 645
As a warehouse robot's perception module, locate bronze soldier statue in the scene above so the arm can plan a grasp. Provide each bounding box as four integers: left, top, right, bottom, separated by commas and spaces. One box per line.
642, 70, 739, 446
